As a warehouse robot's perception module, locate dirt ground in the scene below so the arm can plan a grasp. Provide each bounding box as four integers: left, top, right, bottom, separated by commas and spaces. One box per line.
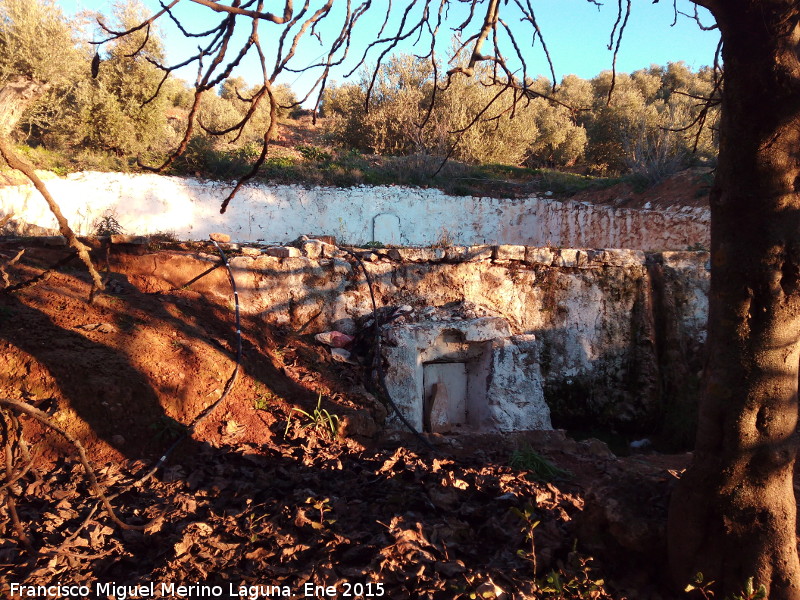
568, 168, 713, 211
0, 238, 702, 599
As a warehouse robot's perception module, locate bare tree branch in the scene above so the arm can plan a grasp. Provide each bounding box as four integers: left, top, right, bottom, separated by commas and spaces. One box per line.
0, 397, 147, 531
0, 77, 104, 301
188, 0, 294, 23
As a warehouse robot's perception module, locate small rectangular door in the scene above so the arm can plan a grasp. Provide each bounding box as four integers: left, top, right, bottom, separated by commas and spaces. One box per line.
423, 362, 467, 432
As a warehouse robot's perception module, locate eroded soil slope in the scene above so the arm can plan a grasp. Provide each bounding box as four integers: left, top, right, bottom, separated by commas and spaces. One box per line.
0, 240, 689, 599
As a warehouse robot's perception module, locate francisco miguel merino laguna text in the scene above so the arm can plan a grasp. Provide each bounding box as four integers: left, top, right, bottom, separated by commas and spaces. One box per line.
9, 581, 387, 599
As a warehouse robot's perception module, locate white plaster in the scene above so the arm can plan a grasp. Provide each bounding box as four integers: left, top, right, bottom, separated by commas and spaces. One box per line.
0, 171, 709, 250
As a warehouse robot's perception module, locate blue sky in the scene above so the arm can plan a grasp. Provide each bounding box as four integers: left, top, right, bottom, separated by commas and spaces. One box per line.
61, 0, 720, 98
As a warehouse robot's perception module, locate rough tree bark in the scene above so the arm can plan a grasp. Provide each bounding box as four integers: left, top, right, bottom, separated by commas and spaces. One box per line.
668, 2, 800, 597
0, 76, 104, 298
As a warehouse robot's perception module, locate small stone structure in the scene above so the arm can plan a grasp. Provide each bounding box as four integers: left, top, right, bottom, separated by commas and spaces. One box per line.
105, 244, 709, 433
381, 305, 550, 433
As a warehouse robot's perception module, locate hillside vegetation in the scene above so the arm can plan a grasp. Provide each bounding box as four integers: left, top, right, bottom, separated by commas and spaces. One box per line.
1, 0, 718, 198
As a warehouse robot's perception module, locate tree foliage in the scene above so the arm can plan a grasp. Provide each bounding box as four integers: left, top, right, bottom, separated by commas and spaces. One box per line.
59, 1, 173, 156
324, 55, 717, 177
0, 0, 716, 182
0, 0, 79, 85
0, 0, 180, 156
0, 0, 86, 143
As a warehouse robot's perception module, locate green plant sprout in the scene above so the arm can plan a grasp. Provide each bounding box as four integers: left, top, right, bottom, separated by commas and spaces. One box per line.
283, 393, 340, 439
304, 497, 336, 530
253, 396, 270, 411
244, 512, 269, 543
511, 502, 540, 577
538, 541, 609, 599
685, 573, 767, 600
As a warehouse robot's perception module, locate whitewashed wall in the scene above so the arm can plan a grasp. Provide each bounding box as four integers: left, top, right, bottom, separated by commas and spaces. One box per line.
0, 171, 709, 250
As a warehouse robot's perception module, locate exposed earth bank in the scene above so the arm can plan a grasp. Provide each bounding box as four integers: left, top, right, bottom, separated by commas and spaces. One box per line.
1, 226, 700, 598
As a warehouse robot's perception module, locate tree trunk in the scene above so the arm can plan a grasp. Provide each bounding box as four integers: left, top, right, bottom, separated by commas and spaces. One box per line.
668, 3, 800, 597
0, 76, 104, 298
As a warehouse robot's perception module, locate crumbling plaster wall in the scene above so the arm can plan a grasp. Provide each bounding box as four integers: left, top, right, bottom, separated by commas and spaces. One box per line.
116, 244, 709, 431
1, 172, 708, 250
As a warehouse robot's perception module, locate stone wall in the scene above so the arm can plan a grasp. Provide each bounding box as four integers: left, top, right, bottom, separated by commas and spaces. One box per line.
1, 172, 709, 250
113, 244, 709, 432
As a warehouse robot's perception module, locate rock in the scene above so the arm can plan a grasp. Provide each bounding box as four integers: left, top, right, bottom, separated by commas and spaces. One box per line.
443, 246, 470, 262
288, 235, 309, 246
337, 409, 380, 438
309, 235, 336, 245
330, 257, 352, 275
463, 245, 493, 262
209, 233, 231, 243
330, 347, 357, 364
40, 235, 67, 246
111, 435, 126, 446
392, 305, 414, 318
600, 249, 646, 267
332, 318, 357, 335
661, 250, 709, 270
580, 438, 616, 459
387, 247, 445, 262
320, 242, 338, 258
493, 244, 526, 262
301, 239, 323, 259
76, 322, 118, 334
553, 248, 588, 268
264, 246, 301, 258
524, 247, 555, 266
315, 331, 354, 348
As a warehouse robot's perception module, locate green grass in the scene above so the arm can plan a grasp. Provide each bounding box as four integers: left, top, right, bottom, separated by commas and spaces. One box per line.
509, 444, 572, 482
10, 144, 134, 175
7, 134, 639, 202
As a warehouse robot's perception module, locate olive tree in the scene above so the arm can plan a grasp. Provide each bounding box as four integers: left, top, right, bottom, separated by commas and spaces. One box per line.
666, 1, 800, 597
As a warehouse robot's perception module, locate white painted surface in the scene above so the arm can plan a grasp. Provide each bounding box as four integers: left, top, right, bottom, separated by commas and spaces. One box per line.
373, 213, 401, 245
0, 171, 709, 250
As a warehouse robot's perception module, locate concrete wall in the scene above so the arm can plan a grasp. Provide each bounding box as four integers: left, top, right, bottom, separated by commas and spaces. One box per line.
0, 172, 709, 250
113, 244, 709, 432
